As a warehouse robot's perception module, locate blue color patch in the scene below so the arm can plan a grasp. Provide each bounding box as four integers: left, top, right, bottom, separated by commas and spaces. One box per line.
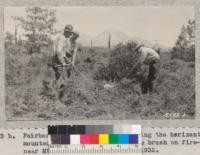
119, 134, 129, 144
129, 134, 138, 144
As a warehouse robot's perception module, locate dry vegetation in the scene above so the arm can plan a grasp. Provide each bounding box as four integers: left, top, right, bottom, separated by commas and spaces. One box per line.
5, 41, 195, 120
5, 7, 195, 120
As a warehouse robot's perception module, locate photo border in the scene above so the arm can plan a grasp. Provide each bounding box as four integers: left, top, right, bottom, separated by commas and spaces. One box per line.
0, 0, 199, 128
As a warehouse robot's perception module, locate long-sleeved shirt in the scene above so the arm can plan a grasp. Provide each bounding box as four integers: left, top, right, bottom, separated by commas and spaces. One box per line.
53, 34, 72, 64
138, 47, 160, 64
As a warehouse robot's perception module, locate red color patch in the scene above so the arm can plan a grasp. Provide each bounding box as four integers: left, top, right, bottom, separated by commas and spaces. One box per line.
90, 135, 99, 144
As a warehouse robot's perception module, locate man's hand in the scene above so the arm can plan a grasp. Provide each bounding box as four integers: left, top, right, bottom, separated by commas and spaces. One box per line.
64, 56, 72, 64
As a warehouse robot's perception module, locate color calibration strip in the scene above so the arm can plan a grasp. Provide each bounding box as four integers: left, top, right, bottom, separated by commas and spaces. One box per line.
48, 125, 141, 145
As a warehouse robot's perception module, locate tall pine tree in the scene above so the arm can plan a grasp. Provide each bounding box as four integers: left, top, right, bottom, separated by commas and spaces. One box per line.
172, 19, 195, 61
14, 7, 57, 53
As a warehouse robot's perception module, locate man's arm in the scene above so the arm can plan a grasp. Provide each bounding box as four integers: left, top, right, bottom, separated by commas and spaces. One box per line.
56, 37, 67, 65
72, 43, 78, 66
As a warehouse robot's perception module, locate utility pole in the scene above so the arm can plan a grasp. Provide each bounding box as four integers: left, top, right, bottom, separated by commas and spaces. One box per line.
14, 23, 18, 44
91, 40, 93, 48
108, 34, 111, 49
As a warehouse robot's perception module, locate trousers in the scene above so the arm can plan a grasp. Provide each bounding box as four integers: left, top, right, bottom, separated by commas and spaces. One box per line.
141, 61, 158, 94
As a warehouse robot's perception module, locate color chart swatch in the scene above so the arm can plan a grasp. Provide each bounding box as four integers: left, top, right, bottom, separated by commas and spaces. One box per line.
48, 125, 141, 145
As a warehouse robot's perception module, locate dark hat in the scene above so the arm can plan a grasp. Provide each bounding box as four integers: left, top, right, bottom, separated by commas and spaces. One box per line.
64, 25, 73, 33
135, 44, 143, 52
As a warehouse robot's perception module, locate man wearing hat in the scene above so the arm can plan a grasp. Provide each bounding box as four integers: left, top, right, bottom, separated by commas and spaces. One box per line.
54, 25, 74, 65
52, 25, 78, 81
132, 44, 160, 94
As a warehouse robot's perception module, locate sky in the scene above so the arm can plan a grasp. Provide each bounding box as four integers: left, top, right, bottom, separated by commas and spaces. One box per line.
4, 6, 194, 47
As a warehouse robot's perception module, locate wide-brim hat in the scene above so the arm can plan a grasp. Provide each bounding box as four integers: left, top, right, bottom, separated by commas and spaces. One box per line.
134, 44, 144, 52
64, 25, 73, 33
72, 31, 79, 37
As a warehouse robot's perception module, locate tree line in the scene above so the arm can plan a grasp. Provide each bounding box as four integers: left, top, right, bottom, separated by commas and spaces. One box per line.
171, 19, 195, 61
5, 7, 195, 63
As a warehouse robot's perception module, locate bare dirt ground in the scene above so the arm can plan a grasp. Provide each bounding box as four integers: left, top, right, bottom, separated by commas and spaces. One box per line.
5, 44, 195, 120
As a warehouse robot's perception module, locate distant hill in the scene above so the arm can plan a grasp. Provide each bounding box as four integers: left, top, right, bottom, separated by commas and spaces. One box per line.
93, 30, 130, 47
78, 34, 92, 47
77, 30, 171, 51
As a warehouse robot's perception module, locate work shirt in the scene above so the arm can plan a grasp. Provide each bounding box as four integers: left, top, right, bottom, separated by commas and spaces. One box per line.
53, 34, 72, 64
138, 47, 160, 64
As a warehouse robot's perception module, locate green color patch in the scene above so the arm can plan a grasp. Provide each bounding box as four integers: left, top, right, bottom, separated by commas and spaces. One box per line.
109, 134, 119, 144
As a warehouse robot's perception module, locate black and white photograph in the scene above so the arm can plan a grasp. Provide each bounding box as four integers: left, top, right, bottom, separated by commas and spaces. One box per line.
5, 7, 195, 120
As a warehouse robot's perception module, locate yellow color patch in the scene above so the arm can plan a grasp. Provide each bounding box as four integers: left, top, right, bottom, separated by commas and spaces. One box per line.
99, 134, 109, 144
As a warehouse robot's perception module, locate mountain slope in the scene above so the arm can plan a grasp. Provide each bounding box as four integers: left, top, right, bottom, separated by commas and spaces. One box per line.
78, 30, 170, 49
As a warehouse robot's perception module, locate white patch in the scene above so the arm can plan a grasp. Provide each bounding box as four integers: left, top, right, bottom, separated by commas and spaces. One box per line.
103, 83, 114, 89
